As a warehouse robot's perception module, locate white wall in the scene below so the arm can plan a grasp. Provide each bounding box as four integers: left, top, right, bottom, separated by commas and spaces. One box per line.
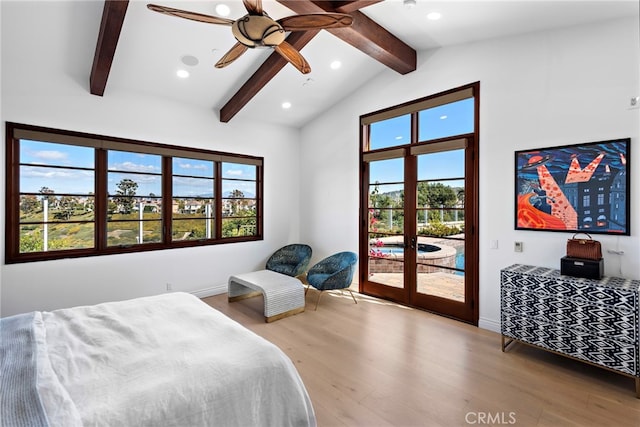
299, 17, 640, 331
0, 17, 303, 316
2, 5, 638, 330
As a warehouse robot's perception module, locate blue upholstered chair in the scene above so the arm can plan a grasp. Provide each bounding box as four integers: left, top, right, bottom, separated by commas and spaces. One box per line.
265, 244, 312, 278
306, 251, 358, 310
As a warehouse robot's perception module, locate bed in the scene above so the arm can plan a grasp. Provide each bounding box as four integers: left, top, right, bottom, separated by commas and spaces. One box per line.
0, 292, 316, 427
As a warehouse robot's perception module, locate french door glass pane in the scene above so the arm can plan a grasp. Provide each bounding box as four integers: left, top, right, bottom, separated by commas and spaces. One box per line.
368, 157, 405, 288
416, 150, 465, 301
418, 98, 474, 141
417, 149, 465, 180
416, 265, 464, 302
369, 115, 411, 151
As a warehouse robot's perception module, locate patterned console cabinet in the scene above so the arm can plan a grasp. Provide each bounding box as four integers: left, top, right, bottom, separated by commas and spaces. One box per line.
500, 264, 640, 397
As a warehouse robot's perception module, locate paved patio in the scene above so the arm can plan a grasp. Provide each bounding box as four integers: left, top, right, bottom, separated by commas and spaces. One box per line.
364, 272, 465, 302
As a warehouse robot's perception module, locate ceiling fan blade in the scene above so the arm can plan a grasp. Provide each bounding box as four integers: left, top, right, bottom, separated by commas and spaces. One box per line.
242, 0, 263, 15
215, 43, 249, 68
274, 42, 311, 74
278, 13, 353, 31
147, 4, 234, 26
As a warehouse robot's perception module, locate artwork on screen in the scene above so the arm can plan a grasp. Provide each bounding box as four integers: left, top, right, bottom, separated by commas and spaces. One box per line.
515, 138, 630, 235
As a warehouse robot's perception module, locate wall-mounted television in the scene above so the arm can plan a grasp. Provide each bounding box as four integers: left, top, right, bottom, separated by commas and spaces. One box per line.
515, 138, 630, 235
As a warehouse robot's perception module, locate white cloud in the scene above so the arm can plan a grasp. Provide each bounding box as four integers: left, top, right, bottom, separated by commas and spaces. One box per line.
225, 169, 244, 176
29, 150, 67, 162
177, 162, 208, 170
111, 161, 159, 173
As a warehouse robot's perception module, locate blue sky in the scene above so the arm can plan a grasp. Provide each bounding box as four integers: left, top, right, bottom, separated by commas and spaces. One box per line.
19, 140, 256, 197
368, 98, 472, 189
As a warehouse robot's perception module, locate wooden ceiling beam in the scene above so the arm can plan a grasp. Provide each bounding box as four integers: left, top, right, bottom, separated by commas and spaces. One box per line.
88, 0, 415, 122
333, 1, 384, 14
277, 0, 416, 75
90, 0, 129, 96
275, 1, 383, 14
329, 11, 416, 75
219, 30, 321, 123
219, 0, 415, 122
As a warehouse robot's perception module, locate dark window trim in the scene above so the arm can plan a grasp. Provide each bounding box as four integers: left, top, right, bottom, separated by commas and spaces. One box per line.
357, 82, 480, 325
5, 122, 264, 264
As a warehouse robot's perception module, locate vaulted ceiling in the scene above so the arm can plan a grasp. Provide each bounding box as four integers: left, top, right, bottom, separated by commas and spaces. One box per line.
90, 0, 417, 123
83, 0, 637, 128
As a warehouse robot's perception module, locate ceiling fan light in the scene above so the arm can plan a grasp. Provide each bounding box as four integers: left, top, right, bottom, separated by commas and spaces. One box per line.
233, 15, 285, 47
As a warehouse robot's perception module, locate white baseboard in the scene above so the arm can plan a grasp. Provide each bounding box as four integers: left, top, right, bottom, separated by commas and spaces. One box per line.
478, 317, 500, 333
191, 283, 227, 299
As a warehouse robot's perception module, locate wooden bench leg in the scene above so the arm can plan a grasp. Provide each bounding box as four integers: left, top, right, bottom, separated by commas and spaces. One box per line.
266, 307, 305, 323
228, 291, 262, 303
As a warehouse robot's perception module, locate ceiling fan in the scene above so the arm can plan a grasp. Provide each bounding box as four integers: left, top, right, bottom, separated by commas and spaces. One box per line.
147, 0, 353, 74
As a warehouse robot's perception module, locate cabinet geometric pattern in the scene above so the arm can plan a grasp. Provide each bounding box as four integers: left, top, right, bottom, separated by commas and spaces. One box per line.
500, 264, 640, 395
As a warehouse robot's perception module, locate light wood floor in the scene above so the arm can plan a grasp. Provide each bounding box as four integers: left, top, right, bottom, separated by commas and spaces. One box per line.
202, 290, 640, 427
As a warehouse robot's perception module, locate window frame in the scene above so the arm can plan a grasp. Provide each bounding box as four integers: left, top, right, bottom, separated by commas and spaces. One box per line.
5, 122, 263, 263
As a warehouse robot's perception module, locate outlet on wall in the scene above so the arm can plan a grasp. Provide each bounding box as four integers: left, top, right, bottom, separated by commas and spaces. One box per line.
166, 283, 172, 291
514, 241, 523, 252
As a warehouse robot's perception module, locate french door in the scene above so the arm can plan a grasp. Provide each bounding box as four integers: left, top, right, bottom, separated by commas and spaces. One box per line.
359, 84, 479, 324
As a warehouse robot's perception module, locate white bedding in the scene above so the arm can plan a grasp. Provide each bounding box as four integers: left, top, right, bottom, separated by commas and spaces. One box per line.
31, 292, 315, 426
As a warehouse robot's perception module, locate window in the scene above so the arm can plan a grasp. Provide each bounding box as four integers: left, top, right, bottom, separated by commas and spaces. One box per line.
221, 162, 258, 238
172, 157, 215, 241
418, 98, 474, 141
107, 150, 163, 246
5, 123, 263, 263
369, 115, 411, 150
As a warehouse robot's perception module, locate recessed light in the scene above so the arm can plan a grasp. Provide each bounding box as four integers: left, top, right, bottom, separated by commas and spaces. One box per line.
330, 60, 342, 70
176, 69, 190, 78
282, 102, 292, 109
216, 4, 231, 17
427, 12, 442, 20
